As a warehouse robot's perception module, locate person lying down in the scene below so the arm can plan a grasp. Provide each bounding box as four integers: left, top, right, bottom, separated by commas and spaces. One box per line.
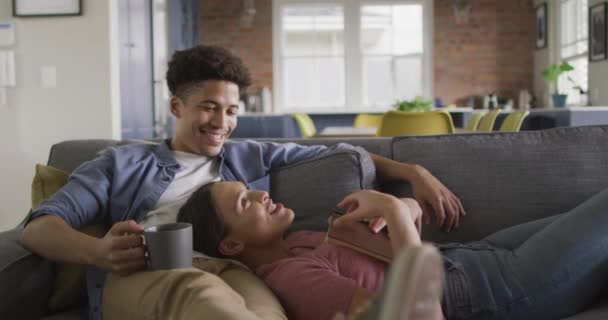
177, 181, 608, 320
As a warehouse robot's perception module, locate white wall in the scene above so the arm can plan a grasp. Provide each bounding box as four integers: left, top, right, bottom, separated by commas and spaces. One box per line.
0, 0, 121, 231
589, 0, 608, 105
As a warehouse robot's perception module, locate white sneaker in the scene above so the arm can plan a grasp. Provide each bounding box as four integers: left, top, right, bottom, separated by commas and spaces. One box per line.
382, 244, 444, 320
361, 244, 445, 320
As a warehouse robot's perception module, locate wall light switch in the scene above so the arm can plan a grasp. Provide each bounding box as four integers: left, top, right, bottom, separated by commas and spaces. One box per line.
0, 22, 15, 46
41, 66, 56, 88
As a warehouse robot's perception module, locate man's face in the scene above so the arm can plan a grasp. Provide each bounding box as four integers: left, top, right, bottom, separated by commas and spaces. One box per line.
170, 80, 240, 156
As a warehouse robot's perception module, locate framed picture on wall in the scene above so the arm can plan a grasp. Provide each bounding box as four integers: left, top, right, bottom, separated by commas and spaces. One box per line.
535, 2, 548, 49
590, 2, 607, 62
12, 0, 82, 17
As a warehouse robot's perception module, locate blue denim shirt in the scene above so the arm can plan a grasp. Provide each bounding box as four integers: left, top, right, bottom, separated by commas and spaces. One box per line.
29, 139, 345, 320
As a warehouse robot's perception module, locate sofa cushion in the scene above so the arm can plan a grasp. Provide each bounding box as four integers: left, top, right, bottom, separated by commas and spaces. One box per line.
270, 147, 376, 233
389, 125, 608, 244
47, 140, 150, 173
102, 262, 286, 320
260, 137, 393, 159
193, 259, 286, 319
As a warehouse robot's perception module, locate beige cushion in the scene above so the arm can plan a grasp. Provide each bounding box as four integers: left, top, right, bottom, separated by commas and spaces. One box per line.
193, 258, 287, 319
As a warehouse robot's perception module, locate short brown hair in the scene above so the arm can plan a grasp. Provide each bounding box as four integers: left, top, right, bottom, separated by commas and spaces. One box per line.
166, 45, 252, 98
177, 182, 228, 258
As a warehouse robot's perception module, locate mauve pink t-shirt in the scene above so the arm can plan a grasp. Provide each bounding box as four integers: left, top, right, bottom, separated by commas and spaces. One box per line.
255, 231, 388, 320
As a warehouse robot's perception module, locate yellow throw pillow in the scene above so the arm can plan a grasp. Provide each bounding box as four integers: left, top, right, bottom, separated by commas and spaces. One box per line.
31, 164, 108, 312
31, 164, 69, 209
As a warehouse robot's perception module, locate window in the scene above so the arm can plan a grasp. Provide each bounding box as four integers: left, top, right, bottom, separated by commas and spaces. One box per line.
559, 0, 588, 105
274, 0, 432, 113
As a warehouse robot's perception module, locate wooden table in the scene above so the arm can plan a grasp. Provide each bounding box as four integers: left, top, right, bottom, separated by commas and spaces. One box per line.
318, 126, 377, 137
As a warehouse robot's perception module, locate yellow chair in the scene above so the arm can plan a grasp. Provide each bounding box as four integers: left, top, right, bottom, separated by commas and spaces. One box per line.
292, 113, 317, 138
464, 112, 486, 131
477, 109, 502, 132
499, 111, 530, 132
353, 114, 383, 128
377, 110, 455, 137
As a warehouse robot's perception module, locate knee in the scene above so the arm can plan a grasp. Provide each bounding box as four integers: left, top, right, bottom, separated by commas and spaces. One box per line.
168, 268, 247, 306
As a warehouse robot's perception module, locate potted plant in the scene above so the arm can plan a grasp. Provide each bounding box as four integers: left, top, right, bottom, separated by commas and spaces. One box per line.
542, 62, 574, 108
393, 96, 434, 112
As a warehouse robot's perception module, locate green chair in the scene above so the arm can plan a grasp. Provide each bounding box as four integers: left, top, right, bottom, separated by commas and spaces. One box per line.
377, 110, 455, 137
499, 111, 530, 132
464, 112, 486, 131
477, 109, 502, 132
292, 113, 317, 138
353, 114, 383, 128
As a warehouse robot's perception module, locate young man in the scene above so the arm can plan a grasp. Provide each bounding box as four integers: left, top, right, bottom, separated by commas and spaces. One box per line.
21, 45, 464, 320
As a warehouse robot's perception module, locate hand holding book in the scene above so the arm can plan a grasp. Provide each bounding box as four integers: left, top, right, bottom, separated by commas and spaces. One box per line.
328, 190, 423, 260
327, 212, 393, 263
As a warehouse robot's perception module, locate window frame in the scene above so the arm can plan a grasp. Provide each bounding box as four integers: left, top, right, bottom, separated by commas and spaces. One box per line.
272, 0, 434, 113
557, 0, 588, 102
558, 0, 588, 61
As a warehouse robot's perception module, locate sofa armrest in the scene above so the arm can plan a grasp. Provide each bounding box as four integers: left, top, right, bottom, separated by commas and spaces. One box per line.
0, 227, 53, 319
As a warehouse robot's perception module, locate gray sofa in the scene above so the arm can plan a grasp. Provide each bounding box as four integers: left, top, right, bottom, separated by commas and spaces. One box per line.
2, 125, 608, 319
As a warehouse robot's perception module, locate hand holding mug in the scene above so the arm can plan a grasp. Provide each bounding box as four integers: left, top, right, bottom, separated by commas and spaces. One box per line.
92, 220, 146, 276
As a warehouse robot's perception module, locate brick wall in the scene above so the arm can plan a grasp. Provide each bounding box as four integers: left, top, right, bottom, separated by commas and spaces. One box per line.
199, 0, 273, 92
435, 0, 535, 106
200, 0, 535, 105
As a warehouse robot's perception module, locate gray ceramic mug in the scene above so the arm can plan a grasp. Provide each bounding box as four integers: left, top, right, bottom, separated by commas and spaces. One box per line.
143, 223, 193, 271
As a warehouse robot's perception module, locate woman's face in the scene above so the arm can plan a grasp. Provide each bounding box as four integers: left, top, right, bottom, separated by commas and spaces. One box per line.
212, 182, 294, 246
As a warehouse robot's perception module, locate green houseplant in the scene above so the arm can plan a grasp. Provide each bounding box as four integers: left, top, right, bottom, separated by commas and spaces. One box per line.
542, 62, 574, 108
393, 96, 434, 112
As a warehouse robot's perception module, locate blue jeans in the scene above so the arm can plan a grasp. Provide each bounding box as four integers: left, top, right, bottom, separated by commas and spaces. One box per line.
440, 187, 608, 319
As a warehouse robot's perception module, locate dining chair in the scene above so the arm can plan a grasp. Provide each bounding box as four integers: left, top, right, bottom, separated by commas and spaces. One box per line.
477, 109, 502, 132
499, 111, 530, 132
353, 114, 383, 128
292, 113, 317, 138
464, 111, 486, 131
376, 110, 455, 137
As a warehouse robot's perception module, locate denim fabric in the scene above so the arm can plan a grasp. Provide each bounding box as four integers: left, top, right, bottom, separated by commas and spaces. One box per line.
28, 139, 354, 320
440, 187, 608, 320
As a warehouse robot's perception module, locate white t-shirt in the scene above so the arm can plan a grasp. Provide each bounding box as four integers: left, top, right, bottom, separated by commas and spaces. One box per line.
140, 150, 221, 228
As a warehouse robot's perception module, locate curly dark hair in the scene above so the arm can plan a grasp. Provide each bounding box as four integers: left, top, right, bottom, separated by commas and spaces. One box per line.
177, 182, 228, 258
166, 45, 252, 98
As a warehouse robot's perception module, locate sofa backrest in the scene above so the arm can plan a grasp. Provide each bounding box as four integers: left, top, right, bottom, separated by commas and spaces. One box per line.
45, 125, 608, 244
389, 125, 608, 243
47, 139, 151, 173
45, 138, 379, 235
46, 138, 393, 173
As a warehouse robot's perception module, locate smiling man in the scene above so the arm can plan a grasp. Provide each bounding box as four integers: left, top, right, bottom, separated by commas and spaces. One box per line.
20, 45, 464, 320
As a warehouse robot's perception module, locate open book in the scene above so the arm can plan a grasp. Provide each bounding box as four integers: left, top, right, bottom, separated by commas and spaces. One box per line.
326, 209, 393, 263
